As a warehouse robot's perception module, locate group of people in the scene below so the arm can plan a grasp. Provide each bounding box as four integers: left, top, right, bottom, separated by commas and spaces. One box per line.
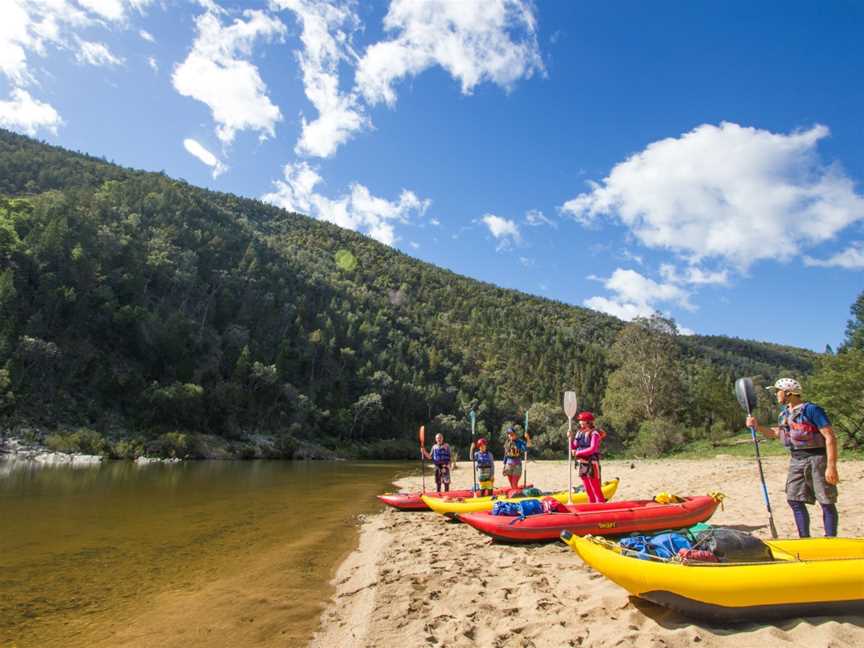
421, 376, 841, 537
421, 410, 608, 503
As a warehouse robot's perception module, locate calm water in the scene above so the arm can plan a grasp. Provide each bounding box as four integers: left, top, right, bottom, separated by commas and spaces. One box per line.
0, 459, 413, 648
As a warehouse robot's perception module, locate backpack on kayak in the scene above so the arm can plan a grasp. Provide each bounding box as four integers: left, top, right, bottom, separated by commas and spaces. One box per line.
620, 532, 693, 560
693, 528, 774, 562
518, 499, 544, 517
492, 501, 522, 516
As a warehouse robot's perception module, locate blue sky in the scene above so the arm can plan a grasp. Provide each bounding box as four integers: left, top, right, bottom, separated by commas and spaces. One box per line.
1, 1, 863, 351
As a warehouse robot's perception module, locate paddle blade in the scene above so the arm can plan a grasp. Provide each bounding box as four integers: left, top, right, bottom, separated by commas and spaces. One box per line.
563, 391, 578, 419
735, 377, 757, 414
419, 425, 425, 447
524, 412, 529, 440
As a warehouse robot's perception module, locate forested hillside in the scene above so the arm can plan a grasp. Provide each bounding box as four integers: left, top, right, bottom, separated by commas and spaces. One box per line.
0, 129, 820, 459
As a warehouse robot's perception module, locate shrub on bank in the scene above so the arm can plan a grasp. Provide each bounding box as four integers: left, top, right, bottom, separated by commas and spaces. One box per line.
628, 419, 687, 458
44, 427, 107, 455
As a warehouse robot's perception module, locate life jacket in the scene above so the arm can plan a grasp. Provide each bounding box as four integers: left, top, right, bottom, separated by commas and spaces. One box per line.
503, 438, 523, 464
572, 429, 602, 461
474, 450, 493, 469
430, 443, 451, 466
778, 403, 824, 451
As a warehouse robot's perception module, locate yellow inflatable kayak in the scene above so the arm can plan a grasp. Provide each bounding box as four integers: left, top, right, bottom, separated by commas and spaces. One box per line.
421, 479, 619, 515
562, 532, 864, 621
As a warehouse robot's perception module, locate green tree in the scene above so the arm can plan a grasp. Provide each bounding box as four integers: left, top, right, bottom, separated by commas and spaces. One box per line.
841, 290, 864, 352
602, 315, 683, 443
808, 349, 864, 450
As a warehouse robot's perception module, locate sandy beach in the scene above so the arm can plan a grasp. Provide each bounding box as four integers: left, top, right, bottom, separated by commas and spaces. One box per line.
311, 457, 864, 648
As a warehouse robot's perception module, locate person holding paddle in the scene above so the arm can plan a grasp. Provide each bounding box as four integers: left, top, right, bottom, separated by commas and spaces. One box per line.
570, 411, 606, 503
746, 378, 840, 537
469, 438, 495, 496
502, 427, 529, 489
421, 433, 452, 493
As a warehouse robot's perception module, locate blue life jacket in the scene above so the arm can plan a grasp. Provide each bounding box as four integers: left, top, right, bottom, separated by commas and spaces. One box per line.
474, 450, 493, 469
778, 403, 824, 450
431, 444, 451, 465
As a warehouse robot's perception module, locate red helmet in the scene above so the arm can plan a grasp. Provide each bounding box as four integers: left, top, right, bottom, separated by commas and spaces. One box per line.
577, 411, 595, 422
475, 437, 487, 447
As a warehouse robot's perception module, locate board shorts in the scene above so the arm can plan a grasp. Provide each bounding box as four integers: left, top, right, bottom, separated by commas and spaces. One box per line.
434, 464, 451, 485
477, 465, 493, 489
786, 453, 838, 504
502, 459, 522, 478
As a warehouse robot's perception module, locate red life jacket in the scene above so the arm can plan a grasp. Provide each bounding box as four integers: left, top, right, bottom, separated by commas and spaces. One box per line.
778, 403, 824, 450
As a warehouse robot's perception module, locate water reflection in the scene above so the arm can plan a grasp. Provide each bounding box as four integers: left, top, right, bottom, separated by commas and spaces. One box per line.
0, 458, 412, 648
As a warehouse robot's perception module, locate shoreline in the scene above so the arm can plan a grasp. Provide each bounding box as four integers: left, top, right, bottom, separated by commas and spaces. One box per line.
310, 458, 864, 648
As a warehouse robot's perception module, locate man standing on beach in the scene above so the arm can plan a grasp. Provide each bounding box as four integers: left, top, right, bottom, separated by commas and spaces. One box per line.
421, 433, 452, 493
746, 378, 840, 537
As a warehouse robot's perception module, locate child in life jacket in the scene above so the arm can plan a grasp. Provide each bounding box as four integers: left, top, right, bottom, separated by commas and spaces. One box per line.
502, 427, 529, 489
571, 411, 605, 503
470, 437, 495, 496
421, 433, 452, 493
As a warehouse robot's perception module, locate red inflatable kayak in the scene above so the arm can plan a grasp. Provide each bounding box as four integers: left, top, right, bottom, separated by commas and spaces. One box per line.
457, 495, 723, 543
378, 485, 534, 511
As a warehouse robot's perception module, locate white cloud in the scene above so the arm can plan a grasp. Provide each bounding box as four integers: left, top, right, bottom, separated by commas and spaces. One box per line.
183, 138, 227, 178
173, 6, 286, 144
525, 208, 556, 227
519, 256, 534, 267
147, 55, 157, 72
562, 122, 864, 270
409, 241, 419, 249
481, 214, 521, 249
584, 268, 693, 322
805, 242, 864, 269
78, 0, 126, 22
430, 218, 440, 226
262, 162, 431, 246
659, 263, 729, 286
356, 0, 543, 107
275, 0, 368, 158
76, 40, 123, 66
1, 0, 150, 86
139, 29, 155, 42
0, 87, 62, 135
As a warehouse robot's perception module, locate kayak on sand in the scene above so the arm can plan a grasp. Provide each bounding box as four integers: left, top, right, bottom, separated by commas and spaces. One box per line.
458, 494, 723, 543
421, 479, 620, 515
377, 484, 534, 511
562, 532, 864, 622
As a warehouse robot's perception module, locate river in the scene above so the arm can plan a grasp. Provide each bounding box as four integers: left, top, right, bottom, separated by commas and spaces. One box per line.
0, 459, 412, 647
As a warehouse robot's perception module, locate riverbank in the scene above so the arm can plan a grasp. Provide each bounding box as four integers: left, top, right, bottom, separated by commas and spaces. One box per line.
311, 458, 864, 648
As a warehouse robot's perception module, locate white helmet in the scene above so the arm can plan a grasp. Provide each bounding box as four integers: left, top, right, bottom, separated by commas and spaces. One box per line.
767, 378, 802, 394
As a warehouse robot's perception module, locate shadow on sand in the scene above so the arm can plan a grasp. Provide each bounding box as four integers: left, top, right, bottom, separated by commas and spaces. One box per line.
629, 596, 864, 634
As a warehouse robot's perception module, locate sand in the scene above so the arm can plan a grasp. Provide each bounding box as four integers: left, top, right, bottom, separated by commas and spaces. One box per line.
310, 457, 864, 648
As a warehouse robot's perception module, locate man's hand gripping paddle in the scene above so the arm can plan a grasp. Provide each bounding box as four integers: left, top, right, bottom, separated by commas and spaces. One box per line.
735, 377, 778, 539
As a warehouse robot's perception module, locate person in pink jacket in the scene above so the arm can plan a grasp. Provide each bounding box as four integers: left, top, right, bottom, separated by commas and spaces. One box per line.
570, 411, 605, 503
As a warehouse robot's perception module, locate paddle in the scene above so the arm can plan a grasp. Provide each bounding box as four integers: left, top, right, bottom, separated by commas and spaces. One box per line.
469, 410, 477, 496
419, 424, 426, 494
735, 377, 778, 539
563, 391, 578, 504
523, 411, 530, 489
